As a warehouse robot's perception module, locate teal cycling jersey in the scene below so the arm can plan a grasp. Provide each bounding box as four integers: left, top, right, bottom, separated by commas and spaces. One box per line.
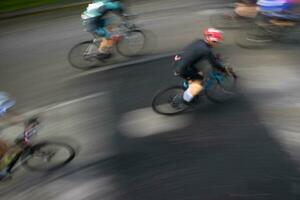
81, 0, 124, 20
81, 0, 125, 37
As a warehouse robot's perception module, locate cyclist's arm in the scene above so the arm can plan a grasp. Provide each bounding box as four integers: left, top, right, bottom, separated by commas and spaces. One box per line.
104, 2, 128, 18
207, 51, 226, 72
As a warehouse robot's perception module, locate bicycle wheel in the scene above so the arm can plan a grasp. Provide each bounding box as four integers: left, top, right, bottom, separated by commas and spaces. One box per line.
152, 86, 190, 115
116, 30, 146, 57
205, 72, 237, 103
235, 25, 273, 49
23, 142, 75, 171
68, 40, 101, 70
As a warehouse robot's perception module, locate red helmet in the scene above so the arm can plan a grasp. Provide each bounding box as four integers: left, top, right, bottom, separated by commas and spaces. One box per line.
204, 28, 224, 43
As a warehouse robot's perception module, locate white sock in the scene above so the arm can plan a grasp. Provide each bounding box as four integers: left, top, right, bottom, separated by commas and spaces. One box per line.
183, 89, 194, 102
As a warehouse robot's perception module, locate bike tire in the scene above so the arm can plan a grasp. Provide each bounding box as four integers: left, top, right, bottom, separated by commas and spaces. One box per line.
235, 26, 273, 49
68, 40, 101, 70
152, 86, 190, 115
205, 72, 237, 103
22, 142, 75, 171
116, 30, 146, 57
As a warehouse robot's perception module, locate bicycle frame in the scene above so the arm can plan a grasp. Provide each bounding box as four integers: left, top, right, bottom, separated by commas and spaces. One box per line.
205, 71, 226, 90
182, 71, 226, 91
85, 21, 134, 55
4, 120, 39, 173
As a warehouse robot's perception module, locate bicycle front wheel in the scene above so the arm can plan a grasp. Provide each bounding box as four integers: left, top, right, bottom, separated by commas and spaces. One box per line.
68, 40, 101, 70
152, 86, 190, 115
116, 30, 146, 57
23, 142, 75, 171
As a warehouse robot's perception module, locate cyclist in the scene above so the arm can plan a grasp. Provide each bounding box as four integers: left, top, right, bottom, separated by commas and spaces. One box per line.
257, 0, 300, 26
173, 28, 228, 104
0, 117, 40, 180
81, 0, 128, 59
0, 92, 17, 179
234, 0, 259, 18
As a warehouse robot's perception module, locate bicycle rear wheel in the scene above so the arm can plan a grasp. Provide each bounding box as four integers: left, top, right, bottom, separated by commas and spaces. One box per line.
23, 142, 75, 171
152, 86, 190, 115
116, 30, 146, 57
205, 72, 237, 103
68, 40, 101, 70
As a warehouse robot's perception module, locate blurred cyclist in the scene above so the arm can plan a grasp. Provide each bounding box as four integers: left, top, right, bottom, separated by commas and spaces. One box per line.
81, 0, 128, 59
257, 0, 300, 26
234, 0, 259, 18
0, 92, 17, 179
173, 28, 230, 104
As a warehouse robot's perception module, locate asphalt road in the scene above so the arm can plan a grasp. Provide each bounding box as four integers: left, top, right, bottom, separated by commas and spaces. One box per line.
1, 0, 300, 199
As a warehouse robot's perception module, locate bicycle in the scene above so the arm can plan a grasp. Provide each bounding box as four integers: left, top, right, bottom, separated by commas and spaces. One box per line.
68, 20, 147, 70
152, 68, 237, 115
0, 117, 75, 181
210, 1, 257, 29
235, 15, 300, 49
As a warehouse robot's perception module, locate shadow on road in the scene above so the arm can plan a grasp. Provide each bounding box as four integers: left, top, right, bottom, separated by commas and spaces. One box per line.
108, 57, 300, 200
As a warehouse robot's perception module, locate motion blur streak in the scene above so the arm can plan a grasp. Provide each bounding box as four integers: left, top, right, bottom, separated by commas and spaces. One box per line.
1, 0, 300, 199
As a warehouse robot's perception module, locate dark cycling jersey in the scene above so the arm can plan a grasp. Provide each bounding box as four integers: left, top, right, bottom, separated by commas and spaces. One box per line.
173, 39, 225, 80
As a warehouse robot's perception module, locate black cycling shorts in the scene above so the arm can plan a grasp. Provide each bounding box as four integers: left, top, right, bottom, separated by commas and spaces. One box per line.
182, 67, 203, 80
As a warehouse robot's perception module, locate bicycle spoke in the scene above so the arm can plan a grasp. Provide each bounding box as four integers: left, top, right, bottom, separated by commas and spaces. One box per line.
23, 142, 75, 171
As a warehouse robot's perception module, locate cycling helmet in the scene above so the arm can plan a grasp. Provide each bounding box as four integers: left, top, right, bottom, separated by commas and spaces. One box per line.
204, 28, 224, 43
0, 92, 15, 116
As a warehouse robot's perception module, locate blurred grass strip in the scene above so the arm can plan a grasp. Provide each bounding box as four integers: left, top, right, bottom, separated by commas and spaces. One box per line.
0, 0, 62, 13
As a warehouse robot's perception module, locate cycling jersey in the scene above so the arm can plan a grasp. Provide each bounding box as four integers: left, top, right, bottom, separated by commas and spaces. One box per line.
81, 0, 124, 38
173, 39, 224, 80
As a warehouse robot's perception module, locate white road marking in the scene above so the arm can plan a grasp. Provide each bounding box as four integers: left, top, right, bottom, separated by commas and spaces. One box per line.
63, 52, 178, 81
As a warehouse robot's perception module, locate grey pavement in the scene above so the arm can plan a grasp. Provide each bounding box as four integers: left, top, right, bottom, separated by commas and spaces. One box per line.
0, 1, 300, 200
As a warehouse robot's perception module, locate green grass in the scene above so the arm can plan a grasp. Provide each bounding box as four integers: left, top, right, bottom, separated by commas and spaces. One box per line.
0, 0, 62, 13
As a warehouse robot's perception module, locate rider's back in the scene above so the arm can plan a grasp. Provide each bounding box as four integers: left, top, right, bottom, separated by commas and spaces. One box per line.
176, 40, 211, 69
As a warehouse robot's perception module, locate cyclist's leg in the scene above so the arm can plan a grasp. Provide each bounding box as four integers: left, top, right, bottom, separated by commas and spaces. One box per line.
234, 2, 258, 18
183, 79, 203, 103
270, 18, 296, 26
268, 11, 297, 27
94, 30, 111, 53
99, 34, 114, 53
95, 19, 115, 55
182, 67, 204, 103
